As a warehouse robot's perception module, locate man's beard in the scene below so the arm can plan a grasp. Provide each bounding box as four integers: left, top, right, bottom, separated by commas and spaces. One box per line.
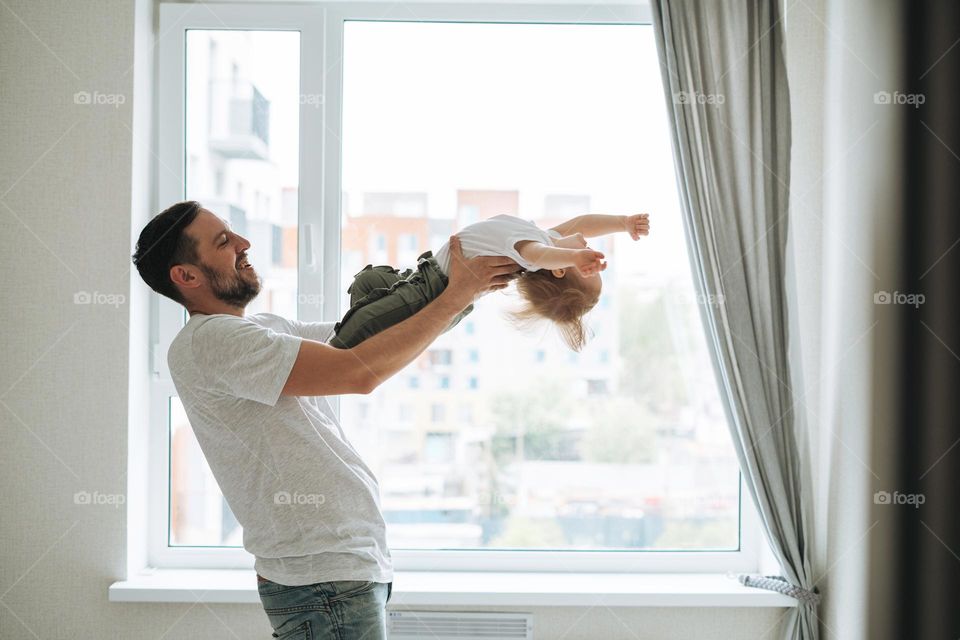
199, 260, 261, 308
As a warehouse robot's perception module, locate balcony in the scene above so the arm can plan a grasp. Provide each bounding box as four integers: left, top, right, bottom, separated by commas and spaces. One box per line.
208, 79, 270, 160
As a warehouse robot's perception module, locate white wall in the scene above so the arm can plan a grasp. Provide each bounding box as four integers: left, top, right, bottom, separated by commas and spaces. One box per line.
0, 1, 789, 638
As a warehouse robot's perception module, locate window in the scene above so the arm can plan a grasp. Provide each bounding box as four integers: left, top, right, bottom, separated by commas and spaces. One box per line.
154, 2, 755, 574
424, 432, 455, 463
429, 349, 453, 366
586, 379, 609, 396
398, 233, 418, 251
271, 224, 283, 266
338, 18, 743, 562
162, 27, 301, 555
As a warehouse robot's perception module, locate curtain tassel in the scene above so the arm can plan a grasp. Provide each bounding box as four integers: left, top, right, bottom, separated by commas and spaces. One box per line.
736, 575, 821, 606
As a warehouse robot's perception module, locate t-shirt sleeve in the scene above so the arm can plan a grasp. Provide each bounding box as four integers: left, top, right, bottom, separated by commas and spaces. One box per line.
283, 318, 337, 344
192, 317, 303, 406
505, 220, 555, 270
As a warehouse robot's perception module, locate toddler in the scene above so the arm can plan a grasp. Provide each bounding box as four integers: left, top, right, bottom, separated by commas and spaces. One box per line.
330, 212, 650, 351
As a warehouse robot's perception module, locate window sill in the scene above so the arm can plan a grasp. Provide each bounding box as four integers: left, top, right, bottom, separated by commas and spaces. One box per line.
108, 570, 796, 607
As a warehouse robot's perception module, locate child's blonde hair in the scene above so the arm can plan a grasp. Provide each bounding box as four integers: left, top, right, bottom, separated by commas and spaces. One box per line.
508, 269, 600, 352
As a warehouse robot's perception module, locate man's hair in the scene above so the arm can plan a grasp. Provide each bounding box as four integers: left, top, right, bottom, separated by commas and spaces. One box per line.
508, 269, 600, 352
132, 201, 203, 305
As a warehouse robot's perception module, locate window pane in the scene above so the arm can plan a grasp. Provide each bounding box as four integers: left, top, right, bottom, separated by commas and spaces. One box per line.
170, 30, 300, 546
340, 22, 739, 550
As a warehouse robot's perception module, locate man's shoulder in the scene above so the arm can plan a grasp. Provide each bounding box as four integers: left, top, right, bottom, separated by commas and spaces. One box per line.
166, 314, 235, 372
167, 313, 292, 362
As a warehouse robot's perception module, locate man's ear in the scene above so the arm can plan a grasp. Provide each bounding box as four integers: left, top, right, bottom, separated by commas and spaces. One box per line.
550, 268, 566, 278
170, 264, 200, 289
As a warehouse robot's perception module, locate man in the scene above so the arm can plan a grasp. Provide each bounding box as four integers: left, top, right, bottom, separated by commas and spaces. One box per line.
131, 201, 519, 639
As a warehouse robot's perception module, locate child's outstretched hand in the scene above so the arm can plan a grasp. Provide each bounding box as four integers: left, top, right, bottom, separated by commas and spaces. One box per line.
624, 213, 651, 241
574, 248, 607, 277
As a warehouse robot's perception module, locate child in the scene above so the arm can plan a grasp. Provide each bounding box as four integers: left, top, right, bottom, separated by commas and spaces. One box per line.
329, 212, 650, 351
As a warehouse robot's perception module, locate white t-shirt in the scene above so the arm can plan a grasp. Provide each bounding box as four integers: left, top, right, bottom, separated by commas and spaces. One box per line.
166, 312, 392, 586
433, 214, 562, 274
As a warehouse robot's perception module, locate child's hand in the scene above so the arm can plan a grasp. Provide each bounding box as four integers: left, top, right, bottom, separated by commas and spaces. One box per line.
573, 249, 607, 277
624, 213, 650, 240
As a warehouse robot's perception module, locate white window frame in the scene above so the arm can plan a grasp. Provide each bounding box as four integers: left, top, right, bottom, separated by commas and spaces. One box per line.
150, 0, 762, 575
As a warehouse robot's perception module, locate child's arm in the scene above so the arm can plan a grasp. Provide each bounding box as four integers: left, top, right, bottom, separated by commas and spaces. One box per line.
549, 213, 650, 240
515, 241, 607, 276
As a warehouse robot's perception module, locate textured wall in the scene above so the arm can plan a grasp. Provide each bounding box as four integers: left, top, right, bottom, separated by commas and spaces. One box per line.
0, 1, 787, 638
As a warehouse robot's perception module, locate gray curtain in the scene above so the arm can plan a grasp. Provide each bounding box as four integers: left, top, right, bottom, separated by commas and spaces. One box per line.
650, 2, 818, 639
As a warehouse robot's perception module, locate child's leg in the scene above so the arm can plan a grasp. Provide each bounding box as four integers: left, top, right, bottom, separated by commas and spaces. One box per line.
330, 251, 473, 349
347, 264, 414, 307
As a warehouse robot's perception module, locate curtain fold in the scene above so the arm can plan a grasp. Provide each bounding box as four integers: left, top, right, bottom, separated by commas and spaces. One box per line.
650, 2, 818, 639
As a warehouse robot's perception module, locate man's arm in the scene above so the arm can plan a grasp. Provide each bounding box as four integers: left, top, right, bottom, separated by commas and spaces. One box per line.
281, 236, 520, 397
549, 214, 630, 238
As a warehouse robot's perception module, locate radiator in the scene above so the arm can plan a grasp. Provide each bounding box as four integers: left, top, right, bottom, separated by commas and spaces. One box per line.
387, 611, 534, 639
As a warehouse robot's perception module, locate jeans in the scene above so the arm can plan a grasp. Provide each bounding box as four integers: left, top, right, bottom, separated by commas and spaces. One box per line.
257, 575, 393, 640
329, 250, 474, 349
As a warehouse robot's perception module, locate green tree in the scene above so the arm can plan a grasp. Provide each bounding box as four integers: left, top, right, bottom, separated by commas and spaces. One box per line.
617, 286, 689, 411
490, 377, 577, 464
580, 397, 657, 463
652, 519, 738, 550
489, 516, 567, 548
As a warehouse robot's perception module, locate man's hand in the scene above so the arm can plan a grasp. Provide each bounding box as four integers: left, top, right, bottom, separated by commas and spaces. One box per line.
444, 236, 522, 309
623, 213, 651, 241
573, 248, 607, 277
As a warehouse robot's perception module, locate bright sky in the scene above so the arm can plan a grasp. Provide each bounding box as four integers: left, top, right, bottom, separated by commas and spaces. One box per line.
246, 22, 689, 279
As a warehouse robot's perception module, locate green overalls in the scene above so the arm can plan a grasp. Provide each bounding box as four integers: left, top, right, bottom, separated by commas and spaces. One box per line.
329, 250, 475, 349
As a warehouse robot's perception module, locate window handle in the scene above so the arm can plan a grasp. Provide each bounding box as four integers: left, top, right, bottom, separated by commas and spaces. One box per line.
304, 223, 317, 272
